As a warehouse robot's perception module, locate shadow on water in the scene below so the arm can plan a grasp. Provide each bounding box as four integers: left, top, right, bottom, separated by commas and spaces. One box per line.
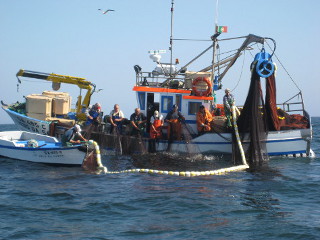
238, 163, 297, 219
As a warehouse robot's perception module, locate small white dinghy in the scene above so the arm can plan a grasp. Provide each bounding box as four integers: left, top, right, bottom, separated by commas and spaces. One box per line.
0, 131, 87, 165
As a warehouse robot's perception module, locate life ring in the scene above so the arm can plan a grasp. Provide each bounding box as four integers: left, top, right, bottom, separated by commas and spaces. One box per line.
192, 77, 212, 97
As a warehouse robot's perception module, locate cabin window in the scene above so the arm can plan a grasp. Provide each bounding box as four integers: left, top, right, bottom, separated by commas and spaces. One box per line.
138, 92, 146, 110
161, 96, 173, 113
188, 102, 202, 115
175, 94, 182, 111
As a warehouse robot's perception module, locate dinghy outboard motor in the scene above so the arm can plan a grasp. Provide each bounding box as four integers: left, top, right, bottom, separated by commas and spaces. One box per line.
252, 48, 275, 78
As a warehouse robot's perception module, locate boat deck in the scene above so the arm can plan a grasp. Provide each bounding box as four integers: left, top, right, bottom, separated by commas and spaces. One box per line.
14, 140, 62, 148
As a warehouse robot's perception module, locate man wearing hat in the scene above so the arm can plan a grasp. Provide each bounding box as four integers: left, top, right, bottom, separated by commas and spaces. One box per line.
149, 110, 164, 152
150, 110, 164, 139
223, 88, 235, 128
85, 103, 102, 127
61, 124, 87, 146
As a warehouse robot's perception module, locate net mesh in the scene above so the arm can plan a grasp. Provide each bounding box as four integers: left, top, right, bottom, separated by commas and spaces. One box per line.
235, 66, 269, 170
82, 150, 98, 172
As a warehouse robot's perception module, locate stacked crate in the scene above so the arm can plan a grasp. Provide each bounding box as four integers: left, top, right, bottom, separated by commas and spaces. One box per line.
42, 91, 71, 116
26, 94, 53, 120
26, 91, 71, 121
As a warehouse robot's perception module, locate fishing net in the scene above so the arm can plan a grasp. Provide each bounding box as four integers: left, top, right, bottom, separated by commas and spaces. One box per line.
82, 149, 98, 172
265, 74, 281, 131
265, 74, 309, 130
82, 124, 95, 140
235, 66, 269, 169
130, 152, 227, 172
181, 122, 201, 154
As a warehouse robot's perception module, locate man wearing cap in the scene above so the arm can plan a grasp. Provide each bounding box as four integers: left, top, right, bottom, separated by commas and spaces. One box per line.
223, 88, 235, 128
61, 124, 87, 146
149, 110, 164, 152
165, 104, 185, 140
150, 110, 164, 139
196, 105, 213, 135
85, 103, 102, 127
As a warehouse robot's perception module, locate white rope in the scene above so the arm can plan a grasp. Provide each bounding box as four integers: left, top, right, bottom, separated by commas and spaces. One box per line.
88, 131, 249, 176
232, 106, 248, 166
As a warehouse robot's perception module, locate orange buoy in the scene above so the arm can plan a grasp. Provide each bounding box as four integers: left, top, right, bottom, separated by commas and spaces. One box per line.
192, 77, 212, 97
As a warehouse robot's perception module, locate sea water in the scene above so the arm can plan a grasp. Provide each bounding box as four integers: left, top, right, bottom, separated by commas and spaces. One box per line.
0, 118, 319, 239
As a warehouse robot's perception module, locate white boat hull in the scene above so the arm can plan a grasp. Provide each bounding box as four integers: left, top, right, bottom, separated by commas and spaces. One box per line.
3, 107, 51, 135
144, 128, 312, 157
3, 106, 313, 158
0, 131, 86, 165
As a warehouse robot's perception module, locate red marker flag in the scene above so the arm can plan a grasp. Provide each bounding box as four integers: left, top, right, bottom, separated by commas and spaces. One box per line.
216, 26, 228, 33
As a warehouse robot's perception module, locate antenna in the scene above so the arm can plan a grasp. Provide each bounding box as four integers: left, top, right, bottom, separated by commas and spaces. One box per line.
215, 0, 219, 30
170, 0, 174, 77
148, 50, 167, 63
212, 0, 219, 102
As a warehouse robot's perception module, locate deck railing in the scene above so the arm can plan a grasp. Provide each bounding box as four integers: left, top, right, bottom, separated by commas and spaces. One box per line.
135, 70, 187, 89
276, 92, 305, 115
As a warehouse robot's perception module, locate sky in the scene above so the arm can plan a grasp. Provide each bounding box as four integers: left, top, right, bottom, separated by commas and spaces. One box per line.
1, 0, 319, 124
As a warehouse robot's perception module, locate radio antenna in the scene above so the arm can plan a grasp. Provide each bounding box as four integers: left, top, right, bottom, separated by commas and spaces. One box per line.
170, 0, 174, 77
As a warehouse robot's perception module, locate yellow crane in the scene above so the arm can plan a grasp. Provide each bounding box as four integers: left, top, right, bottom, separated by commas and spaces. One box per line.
16, 69, 96, 120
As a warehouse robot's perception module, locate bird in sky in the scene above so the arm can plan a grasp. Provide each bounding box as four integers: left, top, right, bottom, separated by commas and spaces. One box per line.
98, 9, 115, 14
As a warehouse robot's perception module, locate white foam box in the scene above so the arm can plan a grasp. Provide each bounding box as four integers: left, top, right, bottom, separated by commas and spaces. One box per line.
26, 94, 52, 115
52, 96, 71, 115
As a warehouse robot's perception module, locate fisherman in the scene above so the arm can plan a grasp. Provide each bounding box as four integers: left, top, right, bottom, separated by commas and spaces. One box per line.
165, 104, 185, 140
223, 88, 235, 129
61, 124, 87, 146
150, 110, 164, 139
130, 108, 147, 136
85, 103, 102, 127
108, 104, 125, 134
196, 105, 213, 135
149, 110, 164, 152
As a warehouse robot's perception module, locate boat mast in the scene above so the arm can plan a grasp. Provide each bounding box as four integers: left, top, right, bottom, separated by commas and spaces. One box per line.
211, 0, 219, 103
170, 0, 174, 77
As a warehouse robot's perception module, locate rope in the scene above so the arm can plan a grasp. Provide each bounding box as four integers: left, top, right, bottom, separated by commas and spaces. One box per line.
265, 41, 301, 91
89, 136, 249, 176
231, 106, 248, 166
104, 165, 249, 176
89, 140, 108, 174
231, 50, 246, 92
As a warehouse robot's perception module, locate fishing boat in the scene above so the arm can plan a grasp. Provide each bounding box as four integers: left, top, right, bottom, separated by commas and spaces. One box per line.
1, 69, 98, 139
121, 1, 314, 159
0, 131, 87, 165
2, 1, 314, 161
128, 38, 313, 158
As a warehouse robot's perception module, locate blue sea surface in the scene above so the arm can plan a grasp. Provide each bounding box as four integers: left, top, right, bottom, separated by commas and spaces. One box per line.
0, 118, 319, 239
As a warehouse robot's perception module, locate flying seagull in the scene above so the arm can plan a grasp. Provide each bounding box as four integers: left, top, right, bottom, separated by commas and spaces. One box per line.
98, 9, 115, 14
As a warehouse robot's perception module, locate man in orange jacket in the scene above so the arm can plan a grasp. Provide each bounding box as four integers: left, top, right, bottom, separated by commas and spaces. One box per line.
196, 105, 213, 135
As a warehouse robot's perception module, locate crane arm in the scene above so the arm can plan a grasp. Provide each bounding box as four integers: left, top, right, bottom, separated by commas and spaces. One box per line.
16, 69, 96, 119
